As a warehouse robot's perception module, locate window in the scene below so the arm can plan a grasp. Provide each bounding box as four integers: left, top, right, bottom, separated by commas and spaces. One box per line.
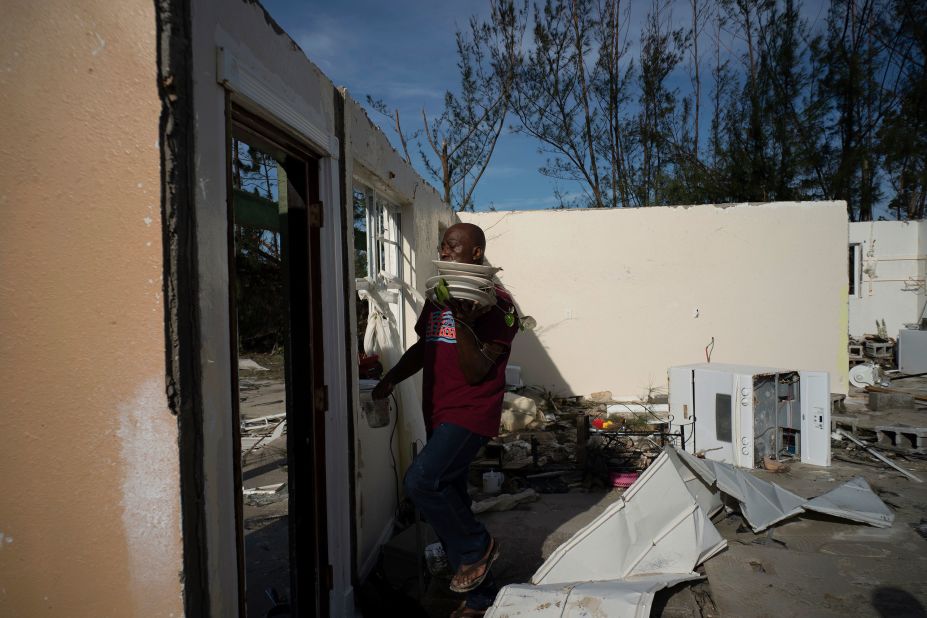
715, 393, 732, 443
849, 243, 862, 297
353, 184, 401, 281
353, 183, 404, 358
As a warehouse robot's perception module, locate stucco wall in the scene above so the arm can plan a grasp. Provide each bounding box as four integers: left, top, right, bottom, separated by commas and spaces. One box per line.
0, 2, 183, 616
849, 221, 927, 339
462, 202, 849, 397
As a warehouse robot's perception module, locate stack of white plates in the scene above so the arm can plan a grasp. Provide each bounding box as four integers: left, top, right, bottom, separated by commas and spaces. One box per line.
426, 260, 501, 307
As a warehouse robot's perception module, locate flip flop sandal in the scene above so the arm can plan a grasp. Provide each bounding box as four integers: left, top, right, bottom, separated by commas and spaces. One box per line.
449, 538, 500, 593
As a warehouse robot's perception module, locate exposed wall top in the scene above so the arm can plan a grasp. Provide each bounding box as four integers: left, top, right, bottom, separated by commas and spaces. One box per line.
345, 92, 443, 207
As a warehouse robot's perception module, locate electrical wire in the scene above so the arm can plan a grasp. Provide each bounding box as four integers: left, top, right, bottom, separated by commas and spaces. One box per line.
388, 391, 400, 510
705, 337, 715, 363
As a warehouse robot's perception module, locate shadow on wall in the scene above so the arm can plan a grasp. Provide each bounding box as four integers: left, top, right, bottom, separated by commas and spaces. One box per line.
488, 259, 574, 397
510, 323, 575, 397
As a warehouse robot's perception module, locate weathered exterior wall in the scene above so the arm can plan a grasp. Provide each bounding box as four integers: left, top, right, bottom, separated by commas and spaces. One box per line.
849, 221, 927, 339
0, 2, 183, 616
343, 95, 455, 576
189, 0, 353, 613
462, 202, 849, 397
185, 0, 455, 604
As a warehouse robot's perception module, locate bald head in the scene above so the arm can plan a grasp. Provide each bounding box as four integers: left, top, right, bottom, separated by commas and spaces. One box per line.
440, 223, 486, 264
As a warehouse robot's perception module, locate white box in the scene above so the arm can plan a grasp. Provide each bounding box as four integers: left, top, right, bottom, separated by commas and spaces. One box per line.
669, 363, 830, 468
899, 329, 927, 373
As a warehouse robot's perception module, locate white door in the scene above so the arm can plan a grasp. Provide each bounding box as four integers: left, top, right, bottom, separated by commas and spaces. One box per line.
799, 371, 831, 466
693, 369, 736, 464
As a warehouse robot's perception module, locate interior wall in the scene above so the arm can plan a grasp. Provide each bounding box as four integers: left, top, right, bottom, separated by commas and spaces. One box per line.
342, 95, 455, 577
462, 202, 849, 397
849, 221, 927, 339
0, 2, 183, 616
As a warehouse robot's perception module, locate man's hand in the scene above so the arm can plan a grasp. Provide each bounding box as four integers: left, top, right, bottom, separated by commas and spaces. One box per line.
372, 378, 394, 400
371, 341, 425, 400
446, 298, 491, 325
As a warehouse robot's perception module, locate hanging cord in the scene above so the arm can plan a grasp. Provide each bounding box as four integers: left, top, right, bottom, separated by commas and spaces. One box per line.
389, 391, 400, 509
705, 337, 715, 363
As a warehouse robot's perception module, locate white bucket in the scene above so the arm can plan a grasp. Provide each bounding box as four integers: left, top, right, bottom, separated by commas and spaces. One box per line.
482, 470, 504, 494
358, 386, 391, 428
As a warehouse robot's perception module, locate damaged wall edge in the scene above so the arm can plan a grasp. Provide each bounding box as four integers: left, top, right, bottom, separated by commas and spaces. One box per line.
156, 0, 211, 614
334, 86, 362, 588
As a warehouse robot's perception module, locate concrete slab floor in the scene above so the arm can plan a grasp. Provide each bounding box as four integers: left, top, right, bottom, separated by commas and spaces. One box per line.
414, 437, 927, 617
413, 489, 710, 618
703, 452, 927, 618
242, 456, 290, 617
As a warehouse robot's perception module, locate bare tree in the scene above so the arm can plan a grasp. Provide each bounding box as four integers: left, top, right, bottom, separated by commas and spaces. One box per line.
593, 0, 634, 207
420, 0, 527, 211
366, 96, 416, 165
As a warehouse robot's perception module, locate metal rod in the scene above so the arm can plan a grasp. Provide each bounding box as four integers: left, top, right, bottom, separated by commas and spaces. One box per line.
775, 373, 780, 462
837, 429, 924, 483
890, 372, 927, 381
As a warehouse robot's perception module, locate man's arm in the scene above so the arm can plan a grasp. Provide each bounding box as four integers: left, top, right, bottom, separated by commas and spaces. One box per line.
372, 340, 425, 400
451, 300, 507, 386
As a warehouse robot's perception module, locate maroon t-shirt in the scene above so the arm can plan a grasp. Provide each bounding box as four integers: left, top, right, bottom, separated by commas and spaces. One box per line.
415, 285, 518, 437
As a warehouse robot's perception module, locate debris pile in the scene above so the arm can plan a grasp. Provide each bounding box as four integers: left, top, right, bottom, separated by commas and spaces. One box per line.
485, 447, 896, 617
241, 412, 287, 463
474, 387, 673, 495
849, 320, 896, 369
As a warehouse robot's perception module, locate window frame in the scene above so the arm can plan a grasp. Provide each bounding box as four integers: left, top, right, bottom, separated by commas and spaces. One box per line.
352, 181, 406, 351
849, 243, 862, 298
354, 183, 402, 282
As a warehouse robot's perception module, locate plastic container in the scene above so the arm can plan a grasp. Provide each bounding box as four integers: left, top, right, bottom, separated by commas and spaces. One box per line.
609, 471, 639, 489
482, 469, 504, 494
358, 382, 391, 428
424, 542, 450, 576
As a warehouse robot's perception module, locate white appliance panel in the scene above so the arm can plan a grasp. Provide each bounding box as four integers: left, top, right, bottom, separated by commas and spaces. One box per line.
668, 367, 696, 453
733, 373, 755, 467
693, 369, 736, 464
799, 370, 831, 466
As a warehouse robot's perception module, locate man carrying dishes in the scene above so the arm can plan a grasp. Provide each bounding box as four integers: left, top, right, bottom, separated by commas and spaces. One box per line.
372, 222, 518, 617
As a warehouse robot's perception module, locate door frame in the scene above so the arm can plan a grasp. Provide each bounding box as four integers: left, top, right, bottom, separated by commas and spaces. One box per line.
227, 103, 330, 616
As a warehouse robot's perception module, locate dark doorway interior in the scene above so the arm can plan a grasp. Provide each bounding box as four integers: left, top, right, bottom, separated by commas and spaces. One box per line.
228, 105, 329, 617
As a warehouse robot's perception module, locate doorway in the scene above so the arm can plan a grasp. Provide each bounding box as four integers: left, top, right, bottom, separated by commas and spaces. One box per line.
228, 104, 329, 616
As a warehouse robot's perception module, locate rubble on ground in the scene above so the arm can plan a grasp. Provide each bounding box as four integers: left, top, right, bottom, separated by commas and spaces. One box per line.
473, 386, 672, 497
485, 447, 899, 617
468, 375, 927, 616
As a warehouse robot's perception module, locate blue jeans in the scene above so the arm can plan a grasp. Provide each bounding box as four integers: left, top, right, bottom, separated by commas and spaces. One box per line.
404, 422, 498, 610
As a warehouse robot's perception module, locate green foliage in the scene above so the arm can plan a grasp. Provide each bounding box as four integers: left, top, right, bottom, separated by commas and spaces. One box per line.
451, 0, 924, 218
232, 139, 286, 353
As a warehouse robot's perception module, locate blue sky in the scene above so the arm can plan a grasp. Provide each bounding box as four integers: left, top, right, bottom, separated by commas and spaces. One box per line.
261, 0, 855, 213
262, 0, 596, 210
